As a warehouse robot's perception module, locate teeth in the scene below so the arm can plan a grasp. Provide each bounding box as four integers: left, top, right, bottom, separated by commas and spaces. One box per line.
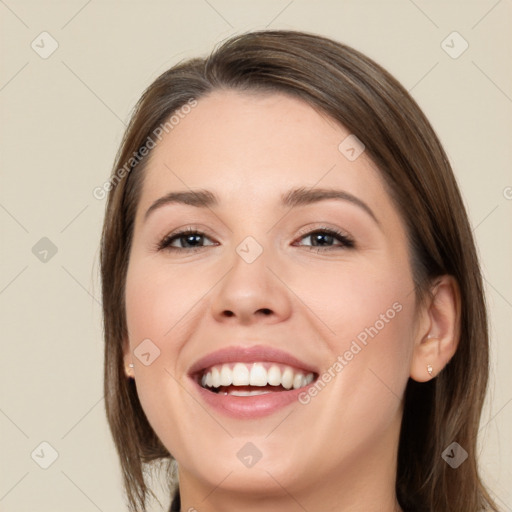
211, 367, 221, 388
228, 389, 273, 397
267, 365, 281, 386
199, 362, 315, 391
232, 363, 250, 385
281, 367, 294, 390
249, 363, 267, 386
220, 364, 232, 386
293, 373, 304, 390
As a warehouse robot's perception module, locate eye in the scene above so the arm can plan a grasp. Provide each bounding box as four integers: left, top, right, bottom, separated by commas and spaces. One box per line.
294, 227, 355, 251
157, 226, 355, 253
157, 228, 217, 252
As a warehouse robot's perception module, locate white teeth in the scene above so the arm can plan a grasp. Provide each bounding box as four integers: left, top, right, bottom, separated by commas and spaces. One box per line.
211, 367, 221, 388
267, 365, 281, 386
249, 363, 268, 386
293, 373, 304, 390
232, 363, 250, 385
220, 364, 232, 386
281, 367, 294, 390
228, 389, 273, 397
199, 362, 315, 392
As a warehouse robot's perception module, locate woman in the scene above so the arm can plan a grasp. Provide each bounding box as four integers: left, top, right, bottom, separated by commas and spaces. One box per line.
100, 30, 499, 511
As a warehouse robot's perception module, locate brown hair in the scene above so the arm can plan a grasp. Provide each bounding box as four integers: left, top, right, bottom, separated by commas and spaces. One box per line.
100, 29, 498, 512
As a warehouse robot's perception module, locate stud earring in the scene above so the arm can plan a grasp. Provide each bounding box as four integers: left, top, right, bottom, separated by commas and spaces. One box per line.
427, 363, 433, 376
126, 363, 135, 379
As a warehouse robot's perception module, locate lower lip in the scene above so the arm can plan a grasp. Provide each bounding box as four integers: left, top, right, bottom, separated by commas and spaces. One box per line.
191, 379, 315, 419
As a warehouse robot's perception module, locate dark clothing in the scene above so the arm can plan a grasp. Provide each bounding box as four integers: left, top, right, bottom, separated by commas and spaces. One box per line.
169, 490, 180, 511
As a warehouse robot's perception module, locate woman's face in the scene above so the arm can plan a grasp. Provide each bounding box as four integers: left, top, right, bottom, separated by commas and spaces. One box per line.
124, 90, 419, 505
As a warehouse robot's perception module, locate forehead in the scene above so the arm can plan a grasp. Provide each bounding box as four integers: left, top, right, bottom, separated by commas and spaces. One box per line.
137, 89, 393, 220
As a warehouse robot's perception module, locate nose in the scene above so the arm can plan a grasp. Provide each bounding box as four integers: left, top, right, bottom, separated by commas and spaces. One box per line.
210, 246, 292, 325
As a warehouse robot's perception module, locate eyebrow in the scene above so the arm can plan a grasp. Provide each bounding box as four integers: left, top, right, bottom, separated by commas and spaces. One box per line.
143, 186, 379, 225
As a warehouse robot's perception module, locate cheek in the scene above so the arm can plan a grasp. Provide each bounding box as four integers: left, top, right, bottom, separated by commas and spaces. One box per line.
125, 259, 201, 344
296, 257, 415, 422
124, 261, 196, 447
124, 260, 191, 394
294, 252, 414, 348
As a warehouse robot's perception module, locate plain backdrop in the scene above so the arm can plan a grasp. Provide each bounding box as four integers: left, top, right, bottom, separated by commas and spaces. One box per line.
1, 1, 511, 511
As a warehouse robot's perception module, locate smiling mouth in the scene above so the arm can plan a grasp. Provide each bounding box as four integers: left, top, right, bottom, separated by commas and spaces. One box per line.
197, 362, 317, 396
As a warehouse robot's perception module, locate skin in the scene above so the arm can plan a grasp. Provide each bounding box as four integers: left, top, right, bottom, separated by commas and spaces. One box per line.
123, 90, 459, 512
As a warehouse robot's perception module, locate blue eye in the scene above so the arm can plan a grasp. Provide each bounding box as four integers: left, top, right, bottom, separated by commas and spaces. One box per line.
295, 228, 355, 250
157, 228, 216, 252
157, 227, 355, 252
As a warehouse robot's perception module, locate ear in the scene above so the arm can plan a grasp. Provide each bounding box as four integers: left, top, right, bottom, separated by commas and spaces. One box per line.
122, 337, 135, 379
410, 275, 461, 382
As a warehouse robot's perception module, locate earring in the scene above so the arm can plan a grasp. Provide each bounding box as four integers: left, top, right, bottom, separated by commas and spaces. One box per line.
126, 363, 135, 379
427, 363, 433, 376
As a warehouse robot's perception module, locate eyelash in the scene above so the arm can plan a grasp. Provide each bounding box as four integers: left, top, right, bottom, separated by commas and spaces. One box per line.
156, 226, 355, 253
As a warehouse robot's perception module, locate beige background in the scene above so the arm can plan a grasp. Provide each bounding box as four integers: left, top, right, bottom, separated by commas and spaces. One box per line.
1, 1, 511, 511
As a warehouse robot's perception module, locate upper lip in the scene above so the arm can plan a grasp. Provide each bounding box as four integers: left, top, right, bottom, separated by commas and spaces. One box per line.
188, 344, 319, 378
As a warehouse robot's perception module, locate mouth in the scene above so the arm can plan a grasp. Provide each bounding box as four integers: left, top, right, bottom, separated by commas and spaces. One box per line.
187, 345, 319, 417
195, 361, 317, 396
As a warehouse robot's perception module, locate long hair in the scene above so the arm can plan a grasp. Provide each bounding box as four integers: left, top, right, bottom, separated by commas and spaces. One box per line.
100, 29, 498, 512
